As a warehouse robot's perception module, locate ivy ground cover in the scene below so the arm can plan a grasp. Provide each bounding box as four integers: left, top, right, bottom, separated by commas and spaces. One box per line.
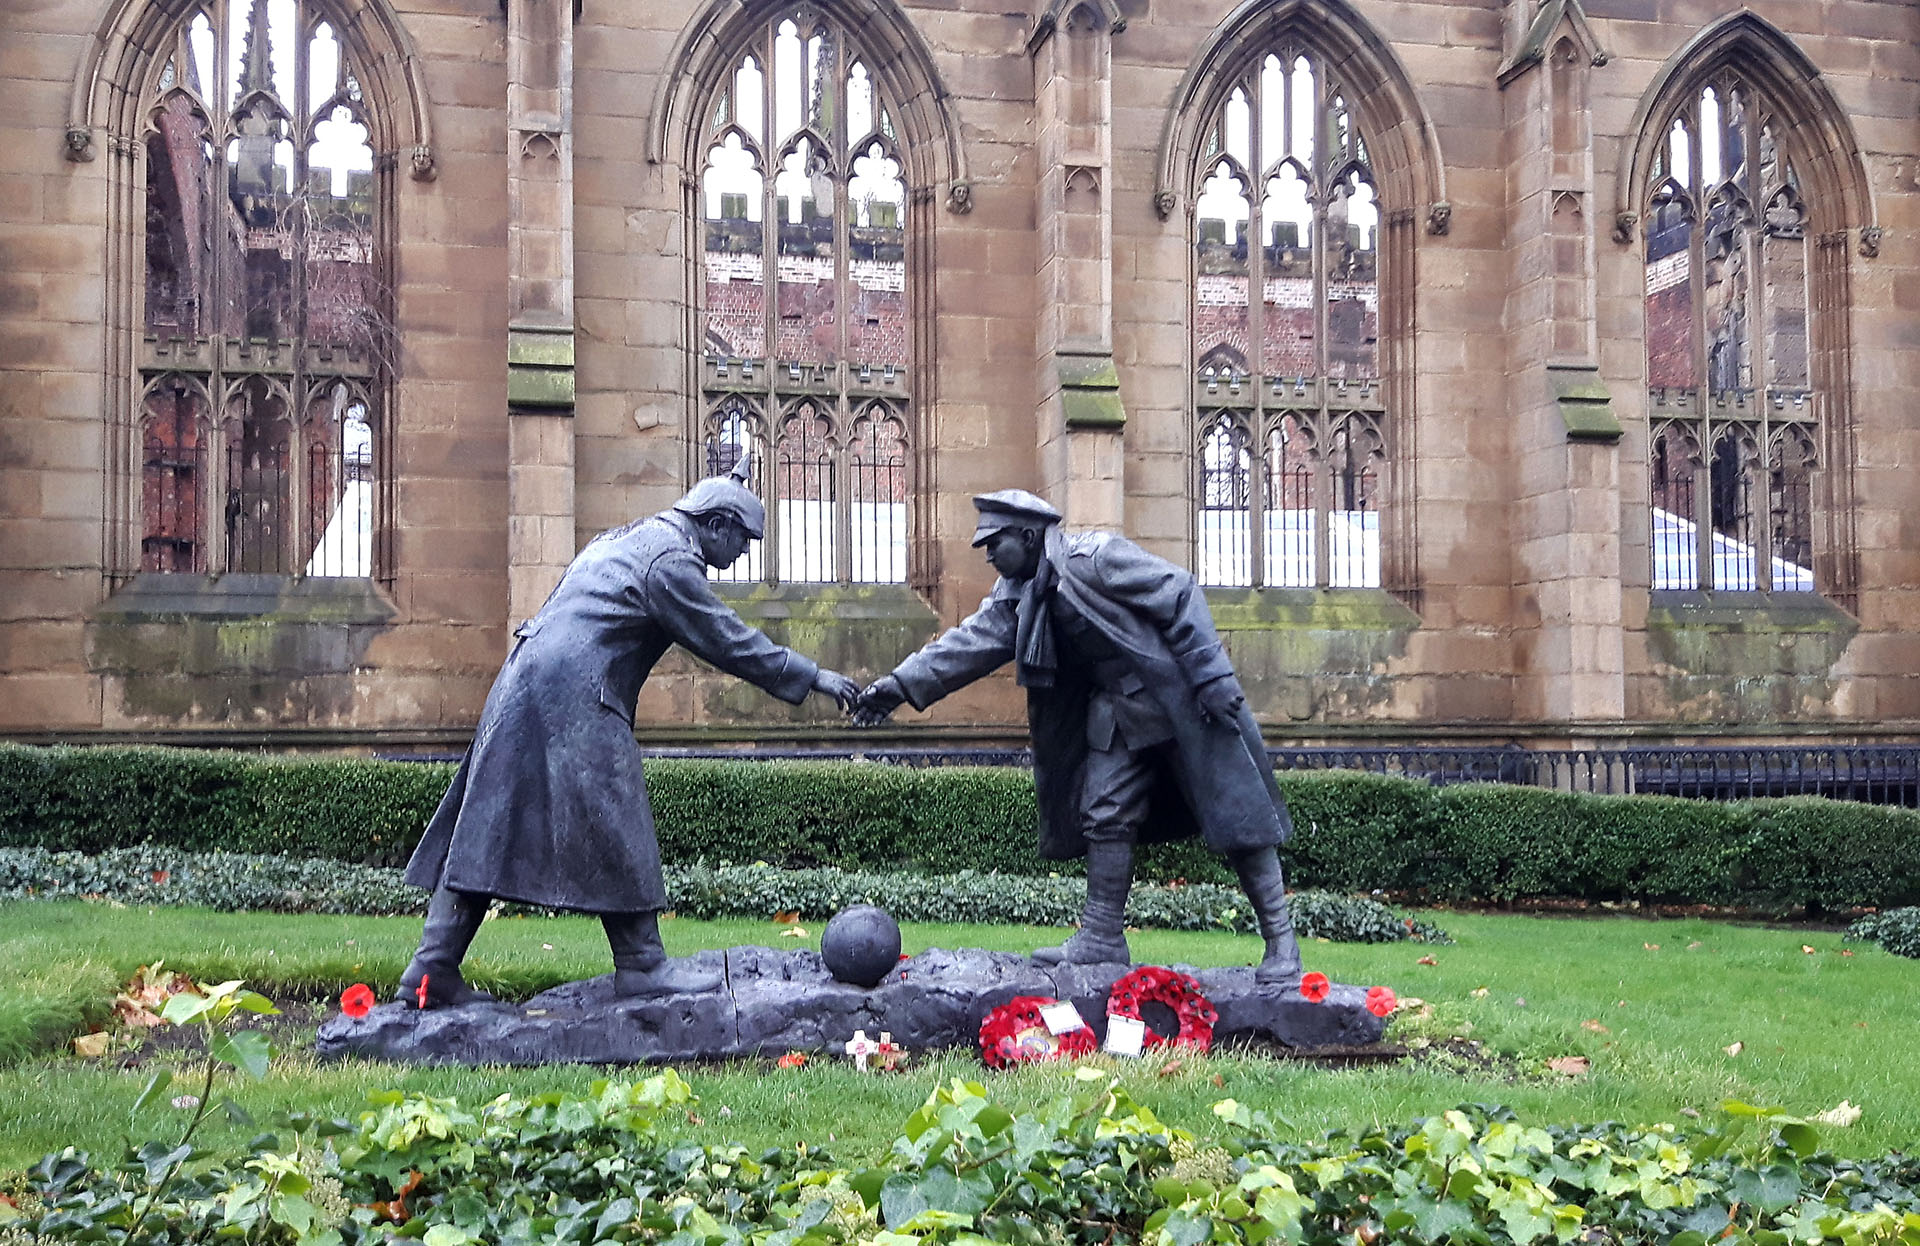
1, 902, 1917, 1176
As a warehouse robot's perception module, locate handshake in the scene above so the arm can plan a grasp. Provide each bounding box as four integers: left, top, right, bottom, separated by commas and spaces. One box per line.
809, 671, 908, 727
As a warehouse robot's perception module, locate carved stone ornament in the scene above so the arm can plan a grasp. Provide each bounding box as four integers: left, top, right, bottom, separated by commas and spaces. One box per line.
946, 179, 973, 214
1425, 201, 1451, 235
1859, 226, 1882, 259
409, 144, 437, 182
1153, 188, 1177, 220
1612, 210, 1639, 244
63, 126, 94, 162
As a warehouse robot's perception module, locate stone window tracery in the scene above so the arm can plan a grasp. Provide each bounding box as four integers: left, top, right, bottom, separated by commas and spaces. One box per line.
1190, 50, 1385, 590
133, 0, 390, 579
1643, 74, 1815, 594
695, 7, 910, 585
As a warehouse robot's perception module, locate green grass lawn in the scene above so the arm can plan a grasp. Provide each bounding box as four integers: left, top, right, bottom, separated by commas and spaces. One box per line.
2, 900, 1916, 1174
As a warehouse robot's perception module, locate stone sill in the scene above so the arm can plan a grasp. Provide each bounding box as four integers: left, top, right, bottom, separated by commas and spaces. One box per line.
1647, 590, 1857, 633
96, 573, 397, 624
1204, 586, 1421, 631
712, 581, 937, 625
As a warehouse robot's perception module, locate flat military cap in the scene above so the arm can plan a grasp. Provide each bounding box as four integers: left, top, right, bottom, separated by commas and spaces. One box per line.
970, 489, 1063, 545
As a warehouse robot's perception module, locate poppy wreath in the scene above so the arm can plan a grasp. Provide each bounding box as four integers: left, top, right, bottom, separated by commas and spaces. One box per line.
1106, 966, 1217, 1052
978, 995, 1097, 1069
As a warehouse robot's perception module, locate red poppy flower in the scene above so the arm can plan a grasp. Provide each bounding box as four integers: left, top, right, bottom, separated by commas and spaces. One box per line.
1365, 985, 1397, 1018
777, 1051, 808, 1069
415, 975, 431, 1011
1300, 972, 1331, 1003
340, 983, 376, 1019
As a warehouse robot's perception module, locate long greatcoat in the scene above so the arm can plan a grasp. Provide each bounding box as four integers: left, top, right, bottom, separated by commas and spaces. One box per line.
404, 511, 819, 912
891, 531, 1291, 860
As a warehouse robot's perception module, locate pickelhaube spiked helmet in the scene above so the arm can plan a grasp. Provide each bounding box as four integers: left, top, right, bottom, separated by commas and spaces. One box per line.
673, 454, 767, 539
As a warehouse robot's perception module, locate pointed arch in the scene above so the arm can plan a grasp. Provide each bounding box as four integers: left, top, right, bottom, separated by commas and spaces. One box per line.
1153, 0, 1446, 227
1613, 11, 1873, 245
1625, 12, 1868, 607
647, 0, 967, 209
65, 0, 436, 177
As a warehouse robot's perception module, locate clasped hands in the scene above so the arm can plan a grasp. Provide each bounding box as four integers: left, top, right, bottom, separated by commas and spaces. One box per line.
809, 669, 906, 725
808, 669, 906, 725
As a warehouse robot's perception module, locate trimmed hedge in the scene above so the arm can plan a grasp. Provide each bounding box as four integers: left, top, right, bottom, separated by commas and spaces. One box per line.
3, 743, 1917, 911
0, 845, 1450, 942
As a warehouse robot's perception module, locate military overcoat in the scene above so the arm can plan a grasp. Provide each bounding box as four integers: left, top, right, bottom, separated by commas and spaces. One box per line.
404, 512, 818, 912
890, 531, 1291, 860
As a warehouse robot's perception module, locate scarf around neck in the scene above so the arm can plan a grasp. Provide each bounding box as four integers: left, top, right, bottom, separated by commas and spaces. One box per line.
1013, 527, 1068, 688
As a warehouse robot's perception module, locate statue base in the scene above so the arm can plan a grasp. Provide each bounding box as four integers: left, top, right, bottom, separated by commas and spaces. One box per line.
316, 946, 1385, 1066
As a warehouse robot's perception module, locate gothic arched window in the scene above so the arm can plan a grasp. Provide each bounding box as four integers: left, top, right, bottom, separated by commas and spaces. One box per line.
133, 0, 390, 578
695, 9, 911, 584
1644, 74, 1815, 593
1190, 51, 1385, 589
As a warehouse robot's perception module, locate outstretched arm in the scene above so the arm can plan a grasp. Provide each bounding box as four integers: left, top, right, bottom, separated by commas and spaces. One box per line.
856, 592, 1019, 725
646, 550, 820, 704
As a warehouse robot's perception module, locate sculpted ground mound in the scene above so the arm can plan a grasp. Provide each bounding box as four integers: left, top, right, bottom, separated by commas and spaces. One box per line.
318, 946, 1385, 1065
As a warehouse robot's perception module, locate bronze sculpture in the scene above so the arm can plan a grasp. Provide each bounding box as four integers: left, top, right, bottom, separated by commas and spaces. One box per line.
398, 461, 859, 1005
854, 490, 1303, 985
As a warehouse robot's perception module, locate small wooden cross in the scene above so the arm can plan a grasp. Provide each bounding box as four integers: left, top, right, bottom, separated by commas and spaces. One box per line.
844, 1028, 880, 1070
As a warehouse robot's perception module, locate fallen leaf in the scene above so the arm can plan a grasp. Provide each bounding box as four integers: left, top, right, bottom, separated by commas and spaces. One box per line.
1581, 1019, 1610, 1034
779, 926, 809, 939
1687, 941, 1702, 950
1157, 1058, 1185, 1077
171, 1094, 200, 1110
1546, 1055, 1590, 1076
72, 1032, 110, 1058
541, 943, 554, 950
1644, 942, 1661, 951
1723, 1041, 1744, 1056
773, 911, 800, 925
1416, 955, 1438, 966
1470, 987, 1490, 998
150, 870, 169, 885
1802, 945, 1817, 955
1841, 949, 1855, 958
686, 1113, 704, 1125
1616, 1000, 1628, 1007
1813, 1100, 1863, 1127
718, 1105, 733, 1117
1211, 1073, 1226, 1088
1514, 997, 1528, 1007
1680, 1106, 1701, 1119
1856, 1022, 1869, 1029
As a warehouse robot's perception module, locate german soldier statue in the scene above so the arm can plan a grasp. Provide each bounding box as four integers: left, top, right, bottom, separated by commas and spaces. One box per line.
399, 459, 859, 1004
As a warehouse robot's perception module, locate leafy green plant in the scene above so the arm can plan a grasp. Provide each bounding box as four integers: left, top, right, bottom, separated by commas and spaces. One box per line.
20, 1074, 1920, 1246
20, 979, 287, 1243
1846, 907, 1920, 959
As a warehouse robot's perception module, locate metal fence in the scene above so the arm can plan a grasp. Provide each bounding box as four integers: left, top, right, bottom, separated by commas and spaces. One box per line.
387, 743, 1920, 808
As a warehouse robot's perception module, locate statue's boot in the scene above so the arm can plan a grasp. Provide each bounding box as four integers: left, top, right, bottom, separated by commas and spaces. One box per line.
606, 911, 724, 997
1232, 847, 1303, 987
1032, 838, 1133, 965
396, 887, 497, 1007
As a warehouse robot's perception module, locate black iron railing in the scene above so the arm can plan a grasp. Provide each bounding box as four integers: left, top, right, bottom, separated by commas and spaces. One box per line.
383, 742, 1920, 807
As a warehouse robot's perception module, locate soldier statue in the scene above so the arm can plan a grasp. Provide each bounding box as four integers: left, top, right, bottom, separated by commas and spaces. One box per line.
854, 490, 1303, 985
398, 461, 860, 1005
